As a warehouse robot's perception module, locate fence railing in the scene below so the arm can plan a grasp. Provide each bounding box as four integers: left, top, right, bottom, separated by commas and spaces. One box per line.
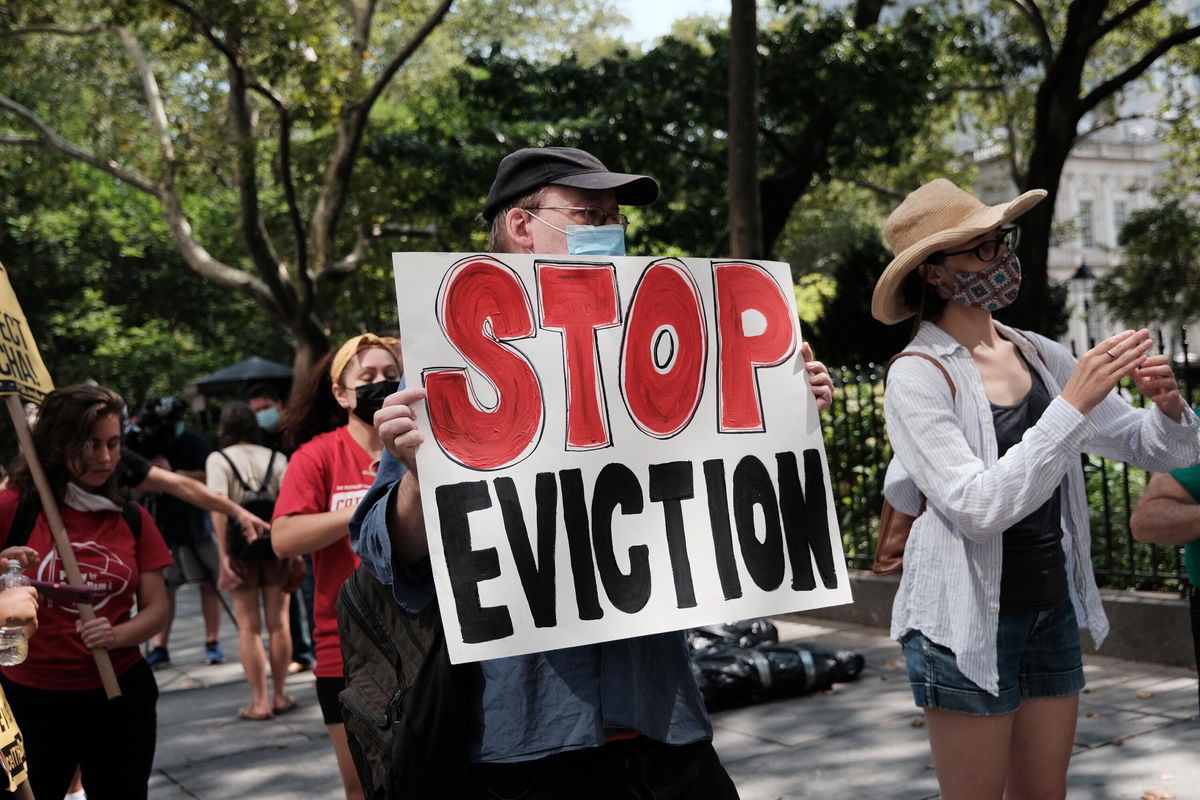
822, 328, 1198, 594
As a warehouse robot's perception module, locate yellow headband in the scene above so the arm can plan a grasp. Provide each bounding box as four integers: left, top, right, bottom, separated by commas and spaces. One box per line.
329, 334, 401, 386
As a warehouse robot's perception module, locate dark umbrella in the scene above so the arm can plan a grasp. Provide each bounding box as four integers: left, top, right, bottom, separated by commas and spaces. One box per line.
191, 356, 293, 398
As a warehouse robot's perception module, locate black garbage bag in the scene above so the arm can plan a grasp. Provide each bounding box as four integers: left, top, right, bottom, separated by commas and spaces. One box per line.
690, 641, 865, 709
687, 618, 779, 651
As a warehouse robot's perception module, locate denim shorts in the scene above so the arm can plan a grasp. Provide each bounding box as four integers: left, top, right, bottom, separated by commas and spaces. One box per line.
901, 599, 1085, 715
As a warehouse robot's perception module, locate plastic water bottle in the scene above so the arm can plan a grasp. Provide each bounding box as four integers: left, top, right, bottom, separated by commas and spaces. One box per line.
0, 562, 31, 666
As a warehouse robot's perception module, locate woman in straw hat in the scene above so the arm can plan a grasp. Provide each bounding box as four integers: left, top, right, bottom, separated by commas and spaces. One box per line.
874, 179, 1200, 798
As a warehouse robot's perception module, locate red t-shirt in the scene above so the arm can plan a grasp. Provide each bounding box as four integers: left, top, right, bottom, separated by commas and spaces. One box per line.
272, 426, 371, 678
0, 488, 173, 691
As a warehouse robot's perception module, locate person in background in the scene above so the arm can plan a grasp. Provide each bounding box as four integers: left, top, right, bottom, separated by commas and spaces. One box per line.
133, 398, 224, 668
1130, 465, 1200, 710
207, 401, 295, 721
247, 382, 316, 674
272, 333, 402, 800
0, 384, 172, 800
118, 447, 268, 537
248, 383, 287, 453
873, 178, 1199, 799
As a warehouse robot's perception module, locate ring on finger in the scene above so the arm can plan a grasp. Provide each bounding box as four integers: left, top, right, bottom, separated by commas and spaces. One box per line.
1105, 350, 1117, 360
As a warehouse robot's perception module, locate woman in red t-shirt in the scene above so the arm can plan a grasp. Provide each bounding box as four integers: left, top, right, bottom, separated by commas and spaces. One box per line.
272, 333, 400, 800
0, 384, 172, 800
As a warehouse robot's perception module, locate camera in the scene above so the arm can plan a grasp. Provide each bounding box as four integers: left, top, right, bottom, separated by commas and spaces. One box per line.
125, 396, 187, 459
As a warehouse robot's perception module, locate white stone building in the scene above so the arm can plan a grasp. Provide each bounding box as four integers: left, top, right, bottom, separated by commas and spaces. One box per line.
974, 128, 1193, 361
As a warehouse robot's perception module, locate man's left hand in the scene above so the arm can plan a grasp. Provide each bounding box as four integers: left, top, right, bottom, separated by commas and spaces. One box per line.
803, 342, 833, 411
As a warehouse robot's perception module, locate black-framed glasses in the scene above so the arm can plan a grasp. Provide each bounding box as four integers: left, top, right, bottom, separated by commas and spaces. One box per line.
527, 206, 630, 230
928, 225, 1020, 265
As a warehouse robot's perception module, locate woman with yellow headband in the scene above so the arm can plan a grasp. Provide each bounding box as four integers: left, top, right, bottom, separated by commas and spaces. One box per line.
272, 333, 401, 800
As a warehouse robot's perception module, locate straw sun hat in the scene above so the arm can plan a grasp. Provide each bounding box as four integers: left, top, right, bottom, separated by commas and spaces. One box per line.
870, 179, 1047, 324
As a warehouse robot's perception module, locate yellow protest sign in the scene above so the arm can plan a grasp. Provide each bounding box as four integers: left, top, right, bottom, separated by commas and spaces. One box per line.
0, 260, 53, 402
0, 685, 28, 792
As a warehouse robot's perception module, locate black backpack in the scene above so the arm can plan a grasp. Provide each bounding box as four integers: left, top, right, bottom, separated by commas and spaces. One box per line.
336, 564, 470, 799
217, 449, 279, 561
6, 495, 142, 548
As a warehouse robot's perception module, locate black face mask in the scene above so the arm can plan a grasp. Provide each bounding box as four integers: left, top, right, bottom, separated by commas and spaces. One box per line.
352, 380, 400, 425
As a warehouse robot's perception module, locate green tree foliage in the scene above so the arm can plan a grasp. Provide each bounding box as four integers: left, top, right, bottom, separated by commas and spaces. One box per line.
1095, 199, 1200, 331
957, 0, 1200, 335
0, 0, 627, 387
0, 154, 287, 401
366, 2, 973, 262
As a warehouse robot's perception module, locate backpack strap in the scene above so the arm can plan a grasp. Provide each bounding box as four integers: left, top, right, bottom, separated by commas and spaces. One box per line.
6, 495, 42, 549
260, 450, 279, 492
884, 351, 956, 398
121, 503, 142, 542
219, 448, 278, 493
218, 450, 253, 492
7, 494, 141, 547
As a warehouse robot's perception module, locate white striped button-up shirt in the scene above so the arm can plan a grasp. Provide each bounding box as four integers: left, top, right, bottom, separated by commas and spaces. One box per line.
883, 321, 1200, 695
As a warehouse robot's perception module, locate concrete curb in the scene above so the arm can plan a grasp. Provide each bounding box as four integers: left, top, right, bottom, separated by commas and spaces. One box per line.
796, 570, 1197, 669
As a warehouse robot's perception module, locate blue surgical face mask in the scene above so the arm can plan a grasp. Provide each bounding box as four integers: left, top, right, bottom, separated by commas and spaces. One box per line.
566, 224, 626, 256
526, 211, 627, 256
255, 407, 280, 431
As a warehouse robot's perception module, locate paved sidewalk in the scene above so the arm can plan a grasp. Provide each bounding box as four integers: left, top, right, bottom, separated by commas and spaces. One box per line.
147, 587, 1199, 799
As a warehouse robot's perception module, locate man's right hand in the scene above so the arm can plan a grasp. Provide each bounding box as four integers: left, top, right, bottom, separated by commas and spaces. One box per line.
375, 386, 427, 473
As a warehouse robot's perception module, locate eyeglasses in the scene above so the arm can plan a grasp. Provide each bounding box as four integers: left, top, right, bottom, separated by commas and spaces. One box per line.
928, 225, 1020, 265
526, 206, 630, 230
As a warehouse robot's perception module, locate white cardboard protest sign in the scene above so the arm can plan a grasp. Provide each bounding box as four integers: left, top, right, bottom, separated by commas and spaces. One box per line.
393, 252, 851, 664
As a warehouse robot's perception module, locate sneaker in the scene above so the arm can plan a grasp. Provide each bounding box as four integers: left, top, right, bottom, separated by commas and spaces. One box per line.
145, 646, 170, 669
205, 641, 225, 665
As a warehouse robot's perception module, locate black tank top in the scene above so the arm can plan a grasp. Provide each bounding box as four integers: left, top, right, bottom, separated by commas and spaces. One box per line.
991, 359, 1069, 613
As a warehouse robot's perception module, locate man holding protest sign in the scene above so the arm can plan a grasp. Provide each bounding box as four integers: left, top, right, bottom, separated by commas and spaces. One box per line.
348, 147, 838, 798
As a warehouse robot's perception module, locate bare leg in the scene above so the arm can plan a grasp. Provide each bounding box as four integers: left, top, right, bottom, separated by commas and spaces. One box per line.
1004, 694, 1079, 800
200, 581, 222, 643
232, 588, 270, 717
924, 707, 1015, 800
261, 583, 293, 709
152, 587, 178, 649
327, 723, 366, 800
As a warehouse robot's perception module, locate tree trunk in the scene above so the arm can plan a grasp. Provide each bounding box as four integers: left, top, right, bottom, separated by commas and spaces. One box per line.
728, 0, 762, 259
290, 319, 331, 390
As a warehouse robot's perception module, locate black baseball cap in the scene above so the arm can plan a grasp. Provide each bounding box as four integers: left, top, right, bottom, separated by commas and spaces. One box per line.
482, 147, 659, 222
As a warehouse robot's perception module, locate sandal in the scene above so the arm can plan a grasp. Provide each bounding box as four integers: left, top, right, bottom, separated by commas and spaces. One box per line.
238, 705, 273, 721
272, 695, 298, 715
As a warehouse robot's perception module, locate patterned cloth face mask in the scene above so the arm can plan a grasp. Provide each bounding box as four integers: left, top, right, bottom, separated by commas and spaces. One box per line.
948, 249, 1021, 312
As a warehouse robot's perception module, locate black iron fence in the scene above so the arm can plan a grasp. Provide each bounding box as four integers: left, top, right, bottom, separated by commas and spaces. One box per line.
822, 328, 1198, 594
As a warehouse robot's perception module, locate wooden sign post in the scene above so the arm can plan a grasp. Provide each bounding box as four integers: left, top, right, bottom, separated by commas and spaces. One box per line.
0, 260, 121, 700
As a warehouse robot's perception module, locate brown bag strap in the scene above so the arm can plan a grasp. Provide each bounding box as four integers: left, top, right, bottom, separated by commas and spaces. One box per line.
884, 351, 956, 399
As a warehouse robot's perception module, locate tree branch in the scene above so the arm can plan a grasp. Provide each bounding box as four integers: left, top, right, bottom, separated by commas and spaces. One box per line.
1078, 111, 1161, 139
361, 0, 453, 112
0, 94, 159, 195
114, 27, 275, 305
153, 3, 305, 316
1079, 24, 1200, 118
117, 28, 175, 164
1006, 0, 1054, 71
1091, 0, 1157, 45
0, 24, 110, 37
1001, 85, 1024, 187
310, 0, 454, 273
850, 178, 905, 202
157, 0, 309, 286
